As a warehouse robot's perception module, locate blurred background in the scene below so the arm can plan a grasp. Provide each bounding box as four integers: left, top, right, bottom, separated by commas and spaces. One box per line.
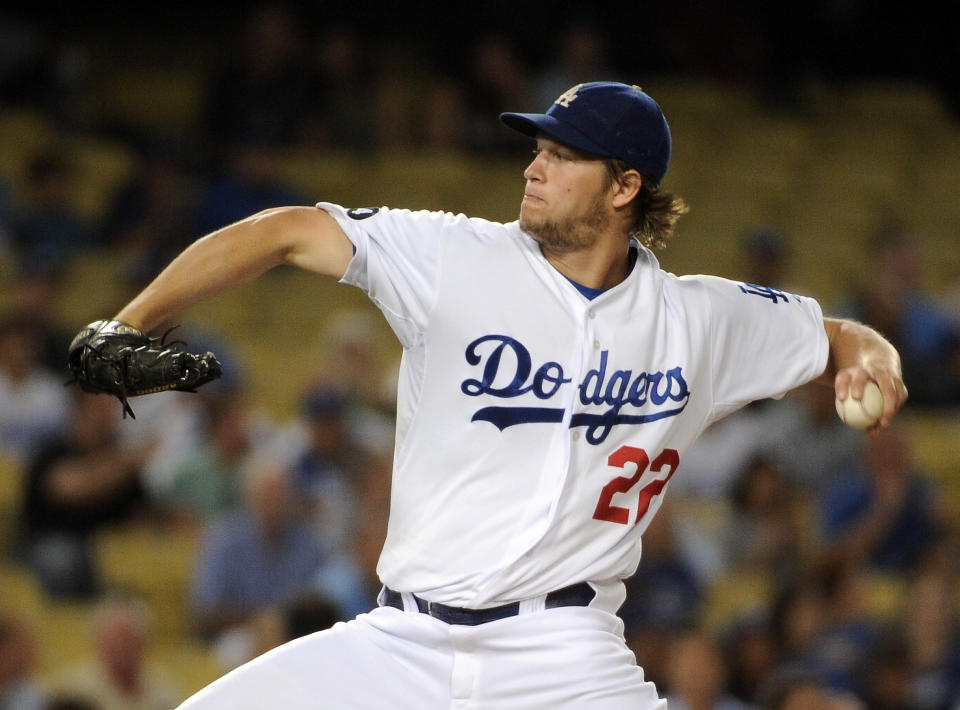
1, 2, 959, 709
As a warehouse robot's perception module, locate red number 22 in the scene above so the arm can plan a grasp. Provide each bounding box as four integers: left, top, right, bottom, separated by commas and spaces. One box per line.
592, 446, 680, 525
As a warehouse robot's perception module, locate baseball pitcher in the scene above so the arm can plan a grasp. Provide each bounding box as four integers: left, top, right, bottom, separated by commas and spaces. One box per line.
69, 82, 907, 709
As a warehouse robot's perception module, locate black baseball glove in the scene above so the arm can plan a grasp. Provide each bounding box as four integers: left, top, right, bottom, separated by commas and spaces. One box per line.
67, 319, 222, 418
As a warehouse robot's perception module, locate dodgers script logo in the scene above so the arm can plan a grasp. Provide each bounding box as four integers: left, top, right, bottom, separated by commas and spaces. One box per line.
460, 335, 690, 445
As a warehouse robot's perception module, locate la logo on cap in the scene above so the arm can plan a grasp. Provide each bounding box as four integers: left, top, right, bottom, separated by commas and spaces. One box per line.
554, 84, 583, 108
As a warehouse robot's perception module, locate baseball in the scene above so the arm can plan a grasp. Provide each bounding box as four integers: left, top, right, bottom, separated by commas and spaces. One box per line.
835, 381, 884, 429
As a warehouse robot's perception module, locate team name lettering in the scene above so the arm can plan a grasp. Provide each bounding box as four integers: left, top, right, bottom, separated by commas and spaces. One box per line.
461, 334, 690, 445
461, 335, 572, 399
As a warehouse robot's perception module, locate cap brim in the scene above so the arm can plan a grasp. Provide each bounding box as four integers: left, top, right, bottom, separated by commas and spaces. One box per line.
499, 112, 610, 159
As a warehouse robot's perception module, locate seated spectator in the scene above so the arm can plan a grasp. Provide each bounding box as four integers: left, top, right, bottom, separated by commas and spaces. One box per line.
311, 443, 392, 621
289, 384, 362, 555
304, 22, 376, 151
462, 33, 532, 154
831, 221, 960, 407
663, 629, 754, 710
193, 140, 309, 236
664, 399, 783, 584
756, 666, 866, 710
15, 390, 150, 598
150, 389, 255, 525
6, 258, 74, 372
894, 569, 960, 709
726, 455, 808, 582
234, 589, 344, 664
739, 226, 796, 293
759, 383, 866, 495
771, 562, 881, 699
858, 631, 917, 710
721, 612, 781, 707
51, 591, 181, 710
96, 134, 197, 272
189, 451, 326, 666
622, 501, 703, 692
805, 563, 879, 697
769, 578, 830, 678
418, 73, 470, 151
0, 310, 69, 464
669, 398, 777, 501
280, 590, 342, 642
529, 20, 621, 111
0, 614, 46, 710
199, 1, 320, 165
622, 500, 702, 634
10, 148, 92, 274
117, 331, 251, 524
308, 306, 398, 458
818, 424, 948, 575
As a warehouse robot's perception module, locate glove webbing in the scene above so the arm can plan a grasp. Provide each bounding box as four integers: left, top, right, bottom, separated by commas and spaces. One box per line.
66, 325, 187, 419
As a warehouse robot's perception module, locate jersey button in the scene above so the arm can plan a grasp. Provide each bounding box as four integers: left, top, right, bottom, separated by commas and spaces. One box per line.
588, 311, 597, 319
572, 431, 580, 441
593, 339, 601, 349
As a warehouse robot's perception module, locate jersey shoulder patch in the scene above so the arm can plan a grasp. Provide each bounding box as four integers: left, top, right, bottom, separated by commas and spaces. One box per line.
346, 207, 380, 220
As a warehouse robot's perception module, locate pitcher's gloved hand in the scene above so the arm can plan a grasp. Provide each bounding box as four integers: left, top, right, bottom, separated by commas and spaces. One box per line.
67, 319, 222, 418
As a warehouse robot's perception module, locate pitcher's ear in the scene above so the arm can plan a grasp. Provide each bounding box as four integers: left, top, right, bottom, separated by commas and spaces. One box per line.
611, 169, 642, 208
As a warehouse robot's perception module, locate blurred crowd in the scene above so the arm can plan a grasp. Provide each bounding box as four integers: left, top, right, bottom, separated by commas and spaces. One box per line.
1, 301, 400, 710
2, 3, 960, 710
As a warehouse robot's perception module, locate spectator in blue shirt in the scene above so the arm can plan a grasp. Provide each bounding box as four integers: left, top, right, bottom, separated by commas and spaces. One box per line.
819, 424, 947, 575
189, 450, 326, 658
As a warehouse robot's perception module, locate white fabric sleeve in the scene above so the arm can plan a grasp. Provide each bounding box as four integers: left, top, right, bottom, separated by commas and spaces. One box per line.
317, 203, 450, 349
687, 275, 830, 422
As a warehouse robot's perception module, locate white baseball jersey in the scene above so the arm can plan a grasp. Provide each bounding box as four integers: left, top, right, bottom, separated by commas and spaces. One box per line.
323, 202, 828, 610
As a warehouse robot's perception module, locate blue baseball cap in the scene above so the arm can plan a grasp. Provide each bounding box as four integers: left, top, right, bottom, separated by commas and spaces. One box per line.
500, 82, 672, 185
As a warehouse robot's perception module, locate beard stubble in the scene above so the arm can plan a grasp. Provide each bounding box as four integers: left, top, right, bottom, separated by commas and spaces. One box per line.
519, 191, 612, 255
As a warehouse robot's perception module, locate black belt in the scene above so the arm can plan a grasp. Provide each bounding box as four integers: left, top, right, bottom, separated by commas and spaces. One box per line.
381, 582, 596, 626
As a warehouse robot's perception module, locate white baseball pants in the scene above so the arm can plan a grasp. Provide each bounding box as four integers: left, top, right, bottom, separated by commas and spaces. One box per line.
176, 604, 666, 709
